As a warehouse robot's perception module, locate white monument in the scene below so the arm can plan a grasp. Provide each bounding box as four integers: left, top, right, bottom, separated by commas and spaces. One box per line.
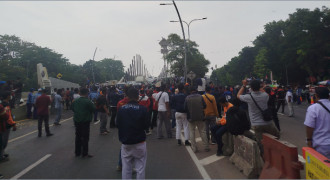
37, 63, 52, 89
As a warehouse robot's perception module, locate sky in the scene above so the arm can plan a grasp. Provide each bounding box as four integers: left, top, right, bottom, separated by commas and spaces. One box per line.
0, 1, 328, 77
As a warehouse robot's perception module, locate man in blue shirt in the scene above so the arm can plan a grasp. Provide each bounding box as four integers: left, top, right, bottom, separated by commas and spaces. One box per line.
26, 88, 34, 119
117, 87, 148, 179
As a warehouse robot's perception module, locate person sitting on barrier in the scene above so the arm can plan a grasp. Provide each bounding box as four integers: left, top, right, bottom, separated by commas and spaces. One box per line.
304, 87, 330, 159
237, 79, 280, 157
211, 96, 233, 156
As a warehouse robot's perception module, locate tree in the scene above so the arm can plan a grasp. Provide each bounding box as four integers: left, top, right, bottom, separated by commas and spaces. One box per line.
164, 34, 210, 78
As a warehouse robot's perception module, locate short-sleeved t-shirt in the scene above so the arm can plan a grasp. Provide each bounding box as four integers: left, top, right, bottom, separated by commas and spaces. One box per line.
239, 91, 271, 126
156, 91, 169, 112
304, 99, 330, 147
286, 91, 293, 103
36, 94, 51, 116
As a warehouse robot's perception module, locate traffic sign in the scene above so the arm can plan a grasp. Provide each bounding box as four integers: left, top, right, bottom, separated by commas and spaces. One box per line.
57, 73, 62, 79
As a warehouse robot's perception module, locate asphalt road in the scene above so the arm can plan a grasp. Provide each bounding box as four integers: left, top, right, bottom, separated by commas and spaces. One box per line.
1, 103, 311, 179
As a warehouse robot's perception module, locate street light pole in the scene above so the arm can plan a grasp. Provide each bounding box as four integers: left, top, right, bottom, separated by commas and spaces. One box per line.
161, 1, 188, 83
91, 47, 97, 83
170, 17, 207, 40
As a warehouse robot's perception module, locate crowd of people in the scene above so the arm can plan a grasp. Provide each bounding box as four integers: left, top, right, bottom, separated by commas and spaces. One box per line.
0, 77, 329, 179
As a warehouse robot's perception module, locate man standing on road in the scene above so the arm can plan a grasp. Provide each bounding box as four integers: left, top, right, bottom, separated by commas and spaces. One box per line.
71, 88, 96, 158
54, 89, 63, 125
0, 91, 17, 161
35, 89, 53, 137
172, 84, 190, 146
96, 88, 110, 135
237, 79, 279, 156
117, 87, 148, 179
185, 86, 209, 153
108, 86, 121, 128
26, 88, 34, 119
304, 87, 330, 158
286, 86, 294, 117
155, 85, 172, 139
202, 86, 219, 144
276, 85, 286, 115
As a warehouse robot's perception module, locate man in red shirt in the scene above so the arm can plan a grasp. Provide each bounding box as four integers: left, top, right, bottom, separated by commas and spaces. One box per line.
36, 89, 53, 137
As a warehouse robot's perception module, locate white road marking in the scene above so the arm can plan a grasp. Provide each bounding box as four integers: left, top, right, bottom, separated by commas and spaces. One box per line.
181, 134, 211, 179
9, 117, 73, 143
200, 154, 225, 166
10, 154, 52, 179
298, 155, 306, 164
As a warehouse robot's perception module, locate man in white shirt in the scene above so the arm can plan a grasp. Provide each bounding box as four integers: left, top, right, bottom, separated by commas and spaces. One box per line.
286, 86, 294, 117
155, 85, 172, 139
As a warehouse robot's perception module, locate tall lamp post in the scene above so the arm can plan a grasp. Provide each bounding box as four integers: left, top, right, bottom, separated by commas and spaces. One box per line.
170, 17, 207, 40
160, 1, 188, 83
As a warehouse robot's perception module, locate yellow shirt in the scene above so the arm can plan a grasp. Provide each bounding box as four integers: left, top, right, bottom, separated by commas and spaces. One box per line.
202, 93, 219, 117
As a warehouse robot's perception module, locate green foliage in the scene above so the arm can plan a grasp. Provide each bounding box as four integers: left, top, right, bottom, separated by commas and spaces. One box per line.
212, 6, 330, 86
0, 35, 125, 90
164, 34, 210, 78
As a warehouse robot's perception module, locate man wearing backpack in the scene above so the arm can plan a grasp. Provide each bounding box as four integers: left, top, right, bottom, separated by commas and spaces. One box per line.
210, 96, 233, 156
202, 86, 219, 144
304, 87, 330, 158
237, 79, 279, 157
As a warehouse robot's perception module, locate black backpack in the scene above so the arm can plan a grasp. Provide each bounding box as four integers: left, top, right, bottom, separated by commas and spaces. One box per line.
226, 107, 251, 135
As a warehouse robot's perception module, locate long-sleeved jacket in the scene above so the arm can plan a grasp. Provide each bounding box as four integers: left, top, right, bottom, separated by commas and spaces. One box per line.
202, 93, 219, 117
117, 101, 148, 145
172, 93, 187, 113
0, 102, 16, 132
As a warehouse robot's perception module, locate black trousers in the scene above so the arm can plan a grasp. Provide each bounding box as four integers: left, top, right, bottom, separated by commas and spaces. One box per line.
75, 122, 90, 156
271, 107, 280, 131
110, 107, 117, 128
276, 100, 285, 113
151, 110, 158, 129
38, 115, 50, 135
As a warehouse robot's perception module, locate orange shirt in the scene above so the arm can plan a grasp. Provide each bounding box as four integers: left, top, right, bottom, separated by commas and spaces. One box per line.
218, 103, 233, 125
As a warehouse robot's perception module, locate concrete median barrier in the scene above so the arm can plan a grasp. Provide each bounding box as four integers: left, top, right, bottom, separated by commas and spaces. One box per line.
229, 135, 263, 178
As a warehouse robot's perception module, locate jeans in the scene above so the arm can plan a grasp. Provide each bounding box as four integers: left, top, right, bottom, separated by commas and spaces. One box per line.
171, 109, 176, 128
276, 100, 285, 113
99, 112, 108, 133
151, 110, 158, 129
204, 116, 216, 142
157, 111, 172, 138
110, 107, 117, 128
175, 112, 189, 140
26, 103, 33, 118
55, 107, 62, 124
211, 124, 227, 153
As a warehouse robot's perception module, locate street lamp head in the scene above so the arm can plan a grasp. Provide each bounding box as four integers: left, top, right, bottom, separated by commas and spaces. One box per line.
160, 3, 173, 5
170, 20, 179, 23
202, 17, 207, 20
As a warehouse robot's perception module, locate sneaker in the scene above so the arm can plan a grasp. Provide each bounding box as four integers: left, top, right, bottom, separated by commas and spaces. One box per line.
100, 132, 108, 135
116, 165, 122, 172
211, 141, 216, 145
178, 139, 182, 145
185, 140, 191, 146
132, 168, 137, 174
105, 130, 110, 133
94, 120, 100, 125
0, 173, 3, 179
146, 131, 152, 135
46, 133, 54, 137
